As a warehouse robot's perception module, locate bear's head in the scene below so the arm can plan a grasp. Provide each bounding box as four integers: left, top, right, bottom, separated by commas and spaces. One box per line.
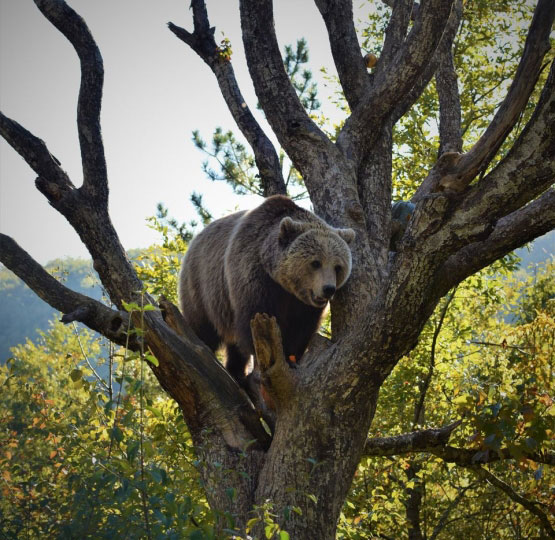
273, 217, 355, 308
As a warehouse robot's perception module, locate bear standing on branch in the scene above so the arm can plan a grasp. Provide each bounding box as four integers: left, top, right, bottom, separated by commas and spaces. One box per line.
178, 195, 355, 384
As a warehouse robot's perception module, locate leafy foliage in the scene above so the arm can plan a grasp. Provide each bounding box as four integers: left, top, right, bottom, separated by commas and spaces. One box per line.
0, 318, 214, 539
337, 259, 554, 539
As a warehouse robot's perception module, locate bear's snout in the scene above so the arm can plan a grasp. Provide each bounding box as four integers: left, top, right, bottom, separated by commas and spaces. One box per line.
322, 285, 336, 299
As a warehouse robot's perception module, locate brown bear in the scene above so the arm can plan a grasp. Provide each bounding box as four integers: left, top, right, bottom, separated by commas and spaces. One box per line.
178, 195, 355, 383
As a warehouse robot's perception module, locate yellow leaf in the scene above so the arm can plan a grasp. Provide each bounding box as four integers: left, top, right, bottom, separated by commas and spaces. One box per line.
49, 450, 57, 459
2, 470, 11, 482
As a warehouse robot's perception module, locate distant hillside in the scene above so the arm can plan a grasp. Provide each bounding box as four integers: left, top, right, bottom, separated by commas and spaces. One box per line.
0, 230, 553, 362
0, 258, 105, 362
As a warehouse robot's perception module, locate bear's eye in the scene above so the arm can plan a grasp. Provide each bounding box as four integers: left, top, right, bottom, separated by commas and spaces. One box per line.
311, 260, 321, 269
335, 265, 342, 275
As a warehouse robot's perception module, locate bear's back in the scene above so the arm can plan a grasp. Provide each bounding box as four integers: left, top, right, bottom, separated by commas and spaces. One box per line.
178, 210, 246, 345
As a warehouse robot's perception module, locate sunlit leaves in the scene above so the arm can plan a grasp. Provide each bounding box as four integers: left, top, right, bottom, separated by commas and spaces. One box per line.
0, 320, 214, 538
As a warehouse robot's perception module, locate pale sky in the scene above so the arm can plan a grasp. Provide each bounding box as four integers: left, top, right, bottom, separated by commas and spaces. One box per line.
1, 0, 365, 264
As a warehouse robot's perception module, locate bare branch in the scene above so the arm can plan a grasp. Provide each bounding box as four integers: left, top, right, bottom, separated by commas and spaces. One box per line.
0, 234, 135, 349
471, 467, 555, 537
1, 112, 143, 304
452, 59, 555, 225
406, 59, 555, 272
0, 111, 73, 192
391, 0, 462, 124
433, 189, 555, 301
168, 0, 286, 197
435, 34, 462, 155
314, 0, 370, 109
34, 0, 108, 203
338, 0, 455, 164
364, 422, 554, 467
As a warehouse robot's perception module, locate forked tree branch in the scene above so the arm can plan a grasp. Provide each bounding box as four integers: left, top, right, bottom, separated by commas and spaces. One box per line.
453, 0, 555, 188
34, 0, 108, 203
168, 0, 286, 197
238, 0, 362, 229
0, 234, 136, 349
453, 59, 555, 225
338, 0, 454, 164
314, 0, 370, 109
0, 0, 272, 451
404, 57, 555, 273
391, 0, 462, 124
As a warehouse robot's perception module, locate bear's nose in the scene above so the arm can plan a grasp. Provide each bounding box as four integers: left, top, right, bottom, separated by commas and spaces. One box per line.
322, 285, 336, 299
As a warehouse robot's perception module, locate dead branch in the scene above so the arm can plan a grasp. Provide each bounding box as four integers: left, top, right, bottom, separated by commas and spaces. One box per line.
34, 0, 108, 203
0, 233, 136, 349
168, 0, 286, 196
251, 314, 297, 412
0, 0, 272, 452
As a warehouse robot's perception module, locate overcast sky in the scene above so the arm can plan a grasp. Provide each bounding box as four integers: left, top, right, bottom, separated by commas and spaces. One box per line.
1, 0, 368, 264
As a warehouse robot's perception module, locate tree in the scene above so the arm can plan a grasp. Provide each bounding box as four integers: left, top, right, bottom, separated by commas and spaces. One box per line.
1, 0, 554, 537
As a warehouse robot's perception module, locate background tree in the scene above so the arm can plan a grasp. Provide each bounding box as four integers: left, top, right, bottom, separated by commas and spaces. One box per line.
1, 0, 554, 538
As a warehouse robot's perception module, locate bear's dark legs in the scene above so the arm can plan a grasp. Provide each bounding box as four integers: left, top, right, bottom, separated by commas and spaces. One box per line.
190, 318, 221, 353
226, 344, 250, 383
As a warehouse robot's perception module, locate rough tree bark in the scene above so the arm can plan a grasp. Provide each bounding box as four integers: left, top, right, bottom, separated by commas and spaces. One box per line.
1, 0, 554, 538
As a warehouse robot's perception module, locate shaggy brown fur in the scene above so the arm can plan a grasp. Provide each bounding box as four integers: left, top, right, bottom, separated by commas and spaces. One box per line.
178, 195, 355, 382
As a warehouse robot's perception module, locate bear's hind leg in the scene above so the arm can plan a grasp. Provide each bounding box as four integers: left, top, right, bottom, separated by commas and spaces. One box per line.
225, 344, 250, 383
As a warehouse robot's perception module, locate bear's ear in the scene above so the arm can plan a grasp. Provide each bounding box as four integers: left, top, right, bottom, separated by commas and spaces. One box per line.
336, 228, 356, 245
279, 217, 308, 244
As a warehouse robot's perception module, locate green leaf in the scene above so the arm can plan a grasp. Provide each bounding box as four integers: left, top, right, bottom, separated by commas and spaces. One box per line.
126, 440, 140, 462
144, 352, 159, 367
122, 300, 140, 312
111, 426, 124, 443
70, 369, 83, 382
